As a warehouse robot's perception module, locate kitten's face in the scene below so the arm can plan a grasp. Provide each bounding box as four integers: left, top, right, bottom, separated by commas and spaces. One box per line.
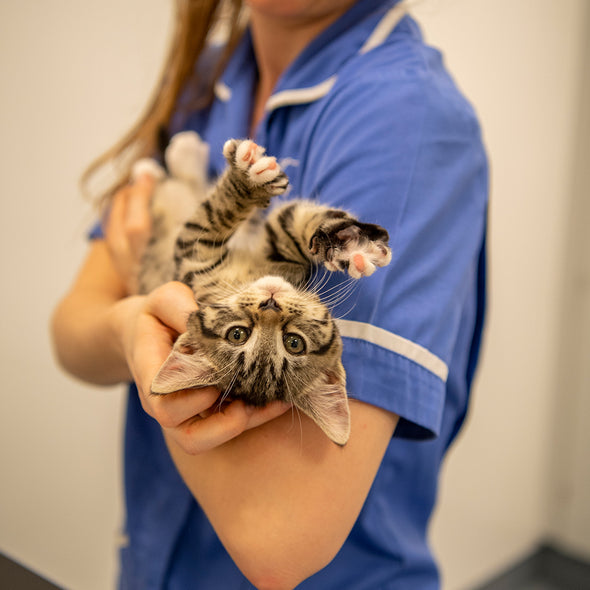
189, 276, 342, 405
152, 276, 350, 445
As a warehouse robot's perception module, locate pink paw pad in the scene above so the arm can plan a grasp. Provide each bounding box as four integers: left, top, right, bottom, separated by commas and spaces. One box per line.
250, 156, 279, 182
348, 252, 376, 279
241, 142, 257, 164
235, 141, 266, 169
327, 241, 391, 279
256, 159, 277, 173
352, 253, 366, 273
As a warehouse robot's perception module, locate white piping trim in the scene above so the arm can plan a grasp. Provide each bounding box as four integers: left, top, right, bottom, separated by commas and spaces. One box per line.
214, 81, 232, 102
265, 75, 337, 113
335, 319, 449, 382
221, 2, 407, 113
263, 2, 407, 113
359, 1, 408, 55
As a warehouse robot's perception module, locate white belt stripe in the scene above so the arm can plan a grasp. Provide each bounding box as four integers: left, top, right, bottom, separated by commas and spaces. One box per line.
335, 319, 449, 382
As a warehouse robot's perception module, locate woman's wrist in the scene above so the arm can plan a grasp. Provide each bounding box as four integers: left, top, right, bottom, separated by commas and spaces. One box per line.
104, 294, 146, 383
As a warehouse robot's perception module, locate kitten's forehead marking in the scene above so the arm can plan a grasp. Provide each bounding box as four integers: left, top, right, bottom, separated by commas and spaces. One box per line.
199, 281, 334, 361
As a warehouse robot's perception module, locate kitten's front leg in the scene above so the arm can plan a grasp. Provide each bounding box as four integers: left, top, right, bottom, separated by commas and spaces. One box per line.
174, 140, 288, 286
265, 201, 392, 281
180, 139, 288, 241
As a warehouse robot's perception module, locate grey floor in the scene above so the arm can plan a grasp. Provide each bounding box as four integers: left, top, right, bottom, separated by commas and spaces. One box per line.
474, 544, 590, 590
520, 583, 578, 590
0, 553, 61, 589
2, 544, 590, 589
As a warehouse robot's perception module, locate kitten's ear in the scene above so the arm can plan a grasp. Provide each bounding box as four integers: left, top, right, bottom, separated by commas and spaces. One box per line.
295, 369, 350, 446
151, 338, 217, 394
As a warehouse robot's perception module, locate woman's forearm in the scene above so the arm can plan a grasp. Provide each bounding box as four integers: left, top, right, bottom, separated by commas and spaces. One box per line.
51, 241, 134, 386
163, 402, 398, 590
51, 288, 134, 385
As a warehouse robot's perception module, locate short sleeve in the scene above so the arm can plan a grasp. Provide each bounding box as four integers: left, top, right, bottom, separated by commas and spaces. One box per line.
298, 51, 488, 438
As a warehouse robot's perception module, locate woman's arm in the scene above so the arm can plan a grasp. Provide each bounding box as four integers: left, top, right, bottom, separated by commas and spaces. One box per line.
52, 180, 397, 590
52, 241, 291, 452
52, 240, 398, 590
51, 241, 133, 385
52, 171, 291, 453
165, 399, 398, 590
51, 174, 156, 384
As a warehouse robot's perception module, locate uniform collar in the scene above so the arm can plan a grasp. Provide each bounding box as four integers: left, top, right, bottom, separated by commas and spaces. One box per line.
215, 0, 406, 114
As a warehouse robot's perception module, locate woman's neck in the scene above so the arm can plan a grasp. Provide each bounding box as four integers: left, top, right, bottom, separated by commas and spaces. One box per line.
248, 3, 354, 135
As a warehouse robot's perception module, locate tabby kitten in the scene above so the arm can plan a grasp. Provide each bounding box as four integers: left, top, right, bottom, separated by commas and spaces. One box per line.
132, 132, 391, 445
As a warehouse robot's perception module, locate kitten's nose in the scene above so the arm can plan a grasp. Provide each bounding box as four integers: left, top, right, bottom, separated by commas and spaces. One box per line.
259, 297, 282, 312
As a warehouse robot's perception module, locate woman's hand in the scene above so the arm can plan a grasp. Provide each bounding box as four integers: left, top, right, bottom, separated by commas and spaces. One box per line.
113, 281, 291, 454
104, 174, 155, 295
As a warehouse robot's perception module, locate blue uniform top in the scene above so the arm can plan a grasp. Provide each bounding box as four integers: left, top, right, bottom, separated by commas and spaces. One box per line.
117, 1, 488, 588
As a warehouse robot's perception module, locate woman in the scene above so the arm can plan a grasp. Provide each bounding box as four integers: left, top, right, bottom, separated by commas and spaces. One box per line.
52, 1, 488, 588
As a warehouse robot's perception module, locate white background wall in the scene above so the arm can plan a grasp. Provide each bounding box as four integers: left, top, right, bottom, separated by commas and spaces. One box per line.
413, 1, 590, 588
0, 2, 588, 589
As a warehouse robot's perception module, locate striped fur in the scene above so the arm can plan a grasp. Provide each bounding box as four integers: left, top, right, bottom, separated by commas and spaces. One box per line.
134, 132, 392, 445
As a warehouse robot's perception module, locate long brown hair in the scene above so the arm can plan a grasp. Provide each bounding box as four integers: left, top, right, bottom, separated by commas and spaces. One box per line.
81, 0, 245, 207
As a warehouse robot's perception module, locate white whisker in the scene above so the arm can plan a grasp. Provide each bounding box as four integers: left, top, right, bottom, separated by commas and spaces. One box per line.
283, 373, 304, 451
319, 281, 359, 310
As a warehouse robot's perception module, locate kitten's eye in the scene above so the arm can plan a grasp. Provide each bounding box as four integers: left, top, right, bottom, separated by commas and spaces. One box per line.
283, 333, 306, 355
226, 326, 250, 345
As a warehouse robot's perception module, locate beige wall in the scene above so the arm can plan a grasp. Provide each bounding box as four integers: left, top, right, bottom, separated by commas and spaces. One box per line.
0, 2, 171, 588
0, 1, 587, 589
545, 4, 590, 561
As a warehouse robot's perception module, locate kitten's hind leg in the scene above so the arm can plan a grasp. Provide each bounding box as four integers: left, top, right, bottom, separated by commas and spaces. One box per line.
165, 131, 210, 187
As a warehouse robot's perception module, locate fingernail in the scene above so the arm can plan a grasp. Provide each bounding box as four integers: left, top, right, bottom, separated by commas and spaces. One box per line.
136, 173, 154, 185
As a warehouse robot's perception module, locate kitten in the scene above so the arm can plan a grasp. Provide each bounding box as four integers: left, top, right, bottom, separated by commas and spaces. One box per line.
132, 132, 392, 445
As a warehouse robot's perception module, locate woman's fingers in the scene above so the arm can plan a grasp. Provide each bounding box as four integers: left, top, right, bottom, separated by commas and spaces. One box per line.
105, 185, 131, 261
168, 400, 292, 455
144, 281, 198, 334
147, 387, 222, 430
104, 174, 155, 294
128, 283, 198, 402
125, 174, 154, 254
119, 281, 291, 455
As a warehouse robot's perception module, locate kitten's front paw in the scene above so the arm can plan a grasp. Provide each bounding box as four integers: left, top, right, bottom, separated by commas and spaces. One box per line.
310, 221, 392, 279
223, 139, 289, 196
